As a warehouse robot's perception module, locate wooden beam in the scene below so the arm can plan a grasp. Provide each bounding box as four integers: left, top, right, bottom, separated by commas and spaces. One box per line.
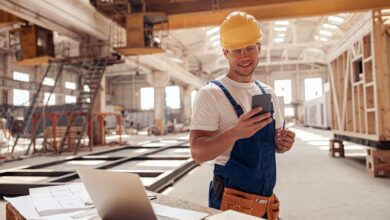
165, 0, 390, 29
148, 0, 300, 15
0, 9, 23, 28
373, 10, 390, 140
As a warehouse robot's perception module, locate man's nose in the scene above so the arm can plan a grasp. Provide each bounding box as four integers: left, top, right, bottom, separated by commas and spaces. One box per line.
240, 48, 249, 56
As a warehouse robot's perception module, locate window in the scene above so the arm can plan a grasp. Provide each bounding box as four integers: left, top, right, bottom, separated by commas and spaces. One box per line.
13, 71, 29, 82
191, 90, 198, 107
274, 79, 292, 104
304, 78, 323, 101
13, 89, 30, 106
84, 85, 90, 92
44, 93, 56, 105
65, 81, 76, 90
140, 87, 154, 110
285, 107, 295, 117
65, 95, 76, 104
43, 77, 55, 86
165, 86, 180, 109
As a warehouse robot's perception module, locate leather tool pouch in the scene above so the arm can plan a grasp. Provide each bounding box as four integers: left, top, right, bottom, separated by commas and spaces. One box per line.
220, 187, 280, 220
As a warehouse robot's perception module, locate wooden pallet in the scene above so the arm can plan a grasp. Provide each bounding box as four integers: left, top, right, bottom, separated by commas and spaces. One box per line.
366, 148, 390, 177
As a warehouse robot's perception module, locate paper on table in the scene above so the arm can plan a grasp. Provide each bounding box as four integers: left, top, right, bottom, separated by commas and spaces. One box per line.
29, 183, 93, 216
205, 210, 266, 220
4, 195, 98, 220
151, 203, 208, 220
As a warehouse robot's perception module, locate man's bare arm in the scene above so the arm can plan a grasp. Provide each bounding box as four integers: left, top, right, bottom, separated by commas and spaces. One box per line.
190, 107, 272, 164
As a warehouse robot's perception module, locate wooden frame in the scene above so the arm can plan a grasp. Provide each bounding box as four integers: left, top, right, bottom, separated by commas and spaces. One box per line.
329, 10, 390, 147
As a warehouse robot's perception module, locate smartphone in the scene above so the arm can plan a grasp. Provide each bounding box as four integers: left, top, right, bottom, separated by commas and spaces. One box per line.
251, 94, 272, 116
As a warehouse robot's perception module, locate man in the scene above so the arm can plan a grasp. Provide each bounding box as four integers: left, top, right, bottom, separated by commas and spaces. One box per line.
189, 11, 295, 220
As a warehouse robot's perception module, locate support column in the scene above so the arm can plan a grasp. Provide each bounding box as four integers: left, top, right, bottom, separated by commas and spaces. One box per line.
93, 74, 106, 112
146, 70, 169, 135
182, 85, 194, 125
154, 86, 165, 134
92, 74, 106, 144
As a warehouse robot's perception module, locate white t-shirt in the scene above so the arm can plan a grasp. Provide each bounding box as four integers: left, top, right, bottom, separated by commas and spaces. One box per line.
190, 74, 283, 165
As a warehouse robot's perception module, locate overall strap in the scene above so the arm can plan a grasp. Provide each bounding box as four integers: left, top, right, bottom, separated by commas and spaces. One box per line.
210, 80, 244, 117
255, 80, 267, 94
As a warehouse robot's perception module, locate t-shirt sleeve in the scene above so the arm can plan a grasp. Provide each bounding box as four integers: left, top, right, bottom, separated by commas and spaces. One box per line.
270, 89, 283, 129
190, 88, 219, 131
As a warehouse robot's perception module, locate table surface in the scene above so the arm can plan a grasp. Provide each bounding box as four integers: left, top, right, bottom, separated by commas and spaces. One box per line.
6, 193, 219, 220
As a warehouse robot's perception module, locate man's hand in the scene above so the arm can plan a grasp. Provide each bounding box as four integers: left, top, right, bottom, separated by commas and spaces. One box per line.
190, 107, 272, 164
275, 128, 295, 153
230, 107, 273, 140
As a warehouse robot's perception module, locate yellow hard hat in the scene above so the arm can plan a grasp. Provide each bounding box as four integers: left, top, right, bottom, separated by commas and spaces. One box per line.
220, 11, 263, 50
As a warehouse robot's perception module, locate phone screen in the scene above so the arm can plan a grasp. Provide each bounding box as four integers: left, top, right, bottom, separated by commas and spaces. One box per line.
251, 94, 272, 115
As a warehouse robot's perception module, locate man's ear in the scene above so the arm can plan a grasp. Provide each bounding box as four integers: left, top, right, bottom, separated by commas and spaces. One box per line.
223, 49, 228, 58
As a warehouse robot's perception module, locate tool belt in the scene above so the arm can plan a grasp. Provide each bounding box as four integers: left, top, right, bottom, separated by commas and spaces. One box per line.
220, 187, 280, 220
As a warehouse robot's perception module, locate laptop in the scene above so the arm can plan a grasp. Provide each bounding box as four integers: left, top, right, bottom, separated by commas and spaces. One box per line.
77, 168, 161, 220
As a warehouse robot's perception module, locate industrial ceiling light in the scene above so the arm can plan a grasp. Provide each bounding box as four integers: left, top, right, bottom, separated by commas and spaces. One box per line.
211, 37, 220, 45
319, 37, 328, 42
206, 27, 220, 36
320, 30, 333, 36
277, 33, 286, 37
382, 16, 390, 21
322, 23, 338, 29
327, 16, 344, 24
274, 27, 287, 31
170, 57, 184, 64
275, 21, 289, 25
212, 41, 220, 47
382, 9, 390, 15
273, 38, 284, 43
210, 34, 220, 41
314, 36, 319, 40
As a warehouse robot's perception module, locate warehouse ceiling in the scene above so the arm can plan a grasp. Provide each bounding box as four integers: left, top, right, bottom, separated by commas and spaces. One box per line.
166, 12, 365, 76
0, 0, 389, 88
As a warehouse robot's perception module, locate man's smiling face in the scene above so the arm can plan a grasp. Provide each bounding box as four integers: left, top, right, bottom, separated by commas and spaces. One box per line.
224, 44, 260, 77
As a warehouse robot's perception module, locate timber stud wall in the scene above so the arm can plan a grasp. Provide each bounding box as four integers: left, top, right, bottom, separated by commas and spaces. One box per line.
329, 10, 390, 148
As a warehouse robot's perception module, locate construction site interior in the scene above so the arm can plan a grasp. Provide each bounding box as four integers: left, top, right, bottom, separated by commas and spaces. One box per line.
0, 1, 390, 220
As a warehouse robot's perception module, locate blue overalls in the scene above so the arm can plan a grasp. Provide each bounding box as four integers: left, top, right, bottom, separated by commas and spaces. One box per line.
208, 80, 277, 210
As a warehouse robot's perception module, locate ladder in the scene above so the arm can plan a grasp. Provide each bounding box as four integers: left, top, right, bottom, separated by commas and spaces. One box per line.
10, 61, 64, 154
58, 58, 108, 154
24, 61, 65, 155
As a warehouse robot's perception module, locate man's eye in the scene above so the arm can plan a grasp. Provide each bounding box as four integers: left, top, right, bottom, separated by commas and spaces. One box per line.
247, 46, 256, 51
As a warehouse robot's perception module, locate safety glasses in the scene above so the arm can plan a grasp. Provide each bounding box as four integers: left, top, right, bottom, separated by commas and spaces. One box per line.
227, 44, 260, 56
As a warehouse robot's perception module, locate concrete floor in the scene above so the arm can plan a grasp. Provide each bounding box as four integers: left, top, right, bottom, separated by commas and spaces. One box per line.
162, 127, 390, 220
1, 127, 390, 220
